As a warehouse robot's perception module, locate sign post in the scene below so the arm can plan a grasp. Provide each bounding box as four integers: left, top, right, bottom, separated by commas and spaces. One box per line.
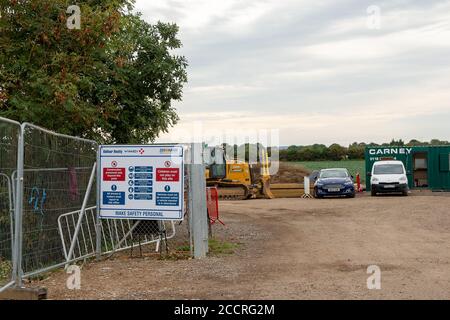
188, 143, 209, 258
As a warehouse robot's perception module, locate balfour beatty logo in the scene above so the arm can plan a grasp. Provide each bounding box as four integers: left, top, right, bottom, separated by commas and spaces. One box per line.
103, 149, 123, 154
369, 148, 412, 156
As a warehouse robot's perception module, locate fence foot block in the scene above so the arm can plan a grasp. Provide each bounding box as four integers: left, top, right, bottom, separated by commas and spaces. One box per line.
0, 286, 48, 300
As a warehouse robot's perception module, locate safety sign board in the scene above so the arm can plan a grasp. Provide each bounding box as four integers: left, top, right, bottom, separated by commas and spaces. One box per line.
98, 145, 184, 220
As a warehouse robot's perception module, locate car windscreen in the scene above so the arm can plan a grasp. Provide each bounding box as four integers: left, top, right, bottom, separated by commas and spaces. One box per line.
319, 170, 348, 179
373, 164, 404, 175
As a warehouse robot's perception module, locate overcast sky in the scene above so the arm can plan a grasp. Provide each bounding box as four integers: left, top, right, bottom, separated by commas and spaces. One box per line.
134, 0, 450, 146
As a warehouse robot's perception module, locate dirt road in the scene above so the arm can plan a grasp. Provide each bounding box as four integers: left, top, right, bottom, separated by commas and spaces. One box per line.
42, 194, 450, 299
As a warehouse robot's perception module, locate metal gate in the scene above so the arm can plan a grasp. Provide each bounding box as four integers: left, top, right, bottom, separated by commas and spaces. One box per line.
0, 117, 20, 293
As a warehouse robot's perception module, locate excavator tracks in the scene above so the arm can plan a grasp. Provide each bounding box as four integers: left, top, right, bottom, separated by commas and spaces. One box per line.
207, 181, 251, 201
216, 187, 249, 200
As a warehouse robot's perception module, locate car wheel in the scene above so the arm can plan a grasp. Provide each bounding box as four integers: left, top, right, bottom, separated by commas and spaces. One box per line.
348, 193, 356, 198
371, 188, 377, 197
402, 190, 408, 196
314, 189, 323, 199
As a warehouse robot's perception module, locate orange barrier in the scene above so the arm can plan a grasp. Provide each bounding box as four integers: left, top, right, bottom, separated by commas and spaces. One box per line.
206, 187, 224, 225
356, 173, 362, 192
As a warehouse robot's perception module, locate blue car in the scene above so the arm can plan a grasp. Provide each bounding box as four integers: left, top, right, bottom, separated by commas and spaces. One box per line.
313, 168, 355, 198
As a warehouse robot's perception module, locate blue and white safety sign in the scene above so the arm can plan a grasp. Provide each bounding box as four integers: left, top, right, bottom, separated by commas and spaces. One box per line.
98, 145, 184, 220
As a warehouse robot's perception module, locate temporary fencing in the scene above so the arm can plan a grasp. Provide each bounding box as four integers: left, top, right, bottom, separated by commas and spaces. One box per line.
0, 117, 208, 290
0, 117, 20, 292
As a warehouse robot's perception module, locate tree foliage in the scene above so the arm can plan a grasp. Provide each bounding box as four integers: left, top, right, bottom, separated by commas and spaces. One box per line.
279, 139, 450, 162
0, 0, 187, 143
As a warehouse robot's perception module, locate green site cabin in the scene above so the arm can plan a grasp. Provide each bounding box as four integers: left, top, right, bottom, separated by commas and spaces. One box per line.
365, 145, 450, 192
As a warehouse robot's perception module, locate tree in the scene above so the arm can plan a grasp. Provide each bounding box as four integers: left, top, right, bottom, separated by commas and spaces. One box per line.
430, 139, 449, 145
0, 0, 187, 143
297, 147, 315, 161
348, 142, 365, 160
327, 143, 347, 161
283, 146, 300, 161
387, 139, 405, 146
407, 139, 423, 146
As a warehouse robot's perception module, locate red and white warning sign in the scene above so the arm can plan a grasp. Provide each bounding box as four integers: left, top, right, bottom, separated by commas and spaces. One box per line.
103, 168, 126, 181
98, 145, 184, 221
156, 168, 180, 182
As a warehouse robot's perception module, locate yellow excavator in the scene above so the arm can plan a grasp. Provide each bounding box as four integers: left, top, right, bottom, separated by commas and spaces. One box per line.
204, 145, 274, 200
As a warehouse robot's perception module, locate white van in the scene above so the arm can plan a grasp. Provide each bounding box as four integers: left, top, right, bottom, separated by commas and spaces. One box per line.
370, 160, 409, 196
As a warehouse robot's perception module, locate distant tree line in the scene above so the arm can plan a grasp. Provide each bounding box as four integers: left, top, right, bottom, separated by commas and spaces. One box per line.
279, 139, 450, 162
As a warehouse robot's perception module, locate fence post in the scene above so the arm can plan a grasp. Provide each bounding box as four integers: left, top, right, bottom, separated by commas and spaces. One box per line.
202, 142, 209, 254
189, 143, 208, 258
304, 177, 310, 196
301, 176, 313, 199
96, 148, 102, 260
13, 124, 25, 287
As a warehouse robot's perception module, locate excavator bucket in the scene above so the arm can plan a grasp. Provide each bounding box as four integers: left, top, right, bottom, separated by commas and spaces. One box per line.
260, 148, 274, 199
268, 183, 306, 198
261, 176, 274, 199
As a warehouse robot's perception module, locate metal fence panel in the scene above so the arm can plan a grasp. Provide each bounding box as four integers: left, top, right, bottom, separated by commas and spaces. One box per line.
20, 124, 97, 277
0, 117, 20, 292
57, 206, 177, 262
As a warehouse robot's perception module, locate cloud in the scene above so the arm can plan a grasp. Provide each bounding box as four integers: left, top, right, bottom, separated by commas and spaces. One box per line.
134, 0, 450, 145
303, 20, 450, 61
163, 74, 450, 145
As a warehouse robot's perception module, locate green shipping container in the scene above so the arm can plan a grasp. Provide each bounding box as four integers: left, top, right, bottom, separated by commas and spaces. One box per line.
365, 146, 450, 192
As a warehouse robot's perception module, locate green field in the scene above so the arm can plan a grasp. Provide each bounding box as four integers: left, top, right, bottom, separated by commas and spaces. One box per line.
294, 160, 366, 183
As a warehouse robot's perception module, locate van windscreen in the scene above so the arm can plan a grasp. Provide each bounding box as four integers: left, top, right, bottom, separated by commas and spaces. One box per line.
373, 164, 404, 175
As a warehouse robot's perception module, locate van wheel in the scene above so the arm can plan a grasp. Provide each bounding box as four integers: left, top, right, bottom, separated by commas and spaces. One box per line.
402, 191, 408, 196
371, 189, 377, 197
